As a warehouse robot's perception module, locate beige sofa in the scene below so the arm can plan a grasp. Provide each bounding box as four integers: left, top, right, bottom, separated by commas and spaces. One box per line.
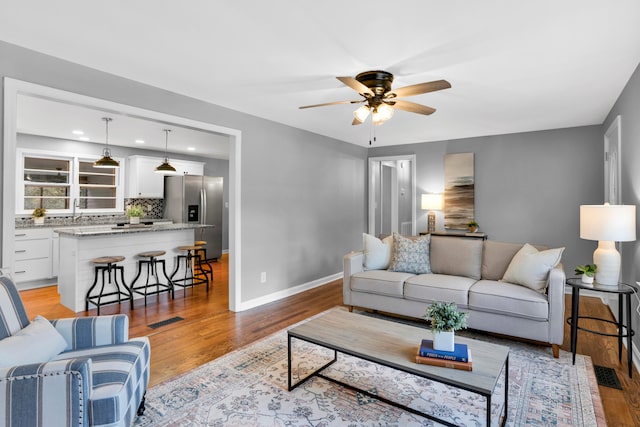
343, 235, 566, 357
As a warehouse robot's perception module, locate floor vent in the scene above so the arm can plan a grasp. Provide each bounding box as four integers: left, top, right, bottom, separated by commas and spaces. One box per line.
594, 365, 623, 389
148, 316, 184, 329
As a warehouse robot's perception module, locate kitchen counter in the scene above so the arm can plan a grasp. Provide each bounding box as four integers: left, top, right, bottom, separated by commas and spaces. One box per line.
54, 222, 210, 236
57, 223, 207, 312
16, 218, 175, 230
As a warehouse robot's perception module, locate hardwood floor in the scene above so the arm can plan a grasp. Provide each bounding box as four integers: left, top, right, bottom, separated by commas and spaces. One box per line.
19, 255, 640, 426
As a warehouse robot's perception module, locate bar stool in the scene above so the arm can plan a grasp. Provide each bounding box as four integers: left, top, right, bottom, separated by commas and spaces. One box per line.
130, 250, 174, 306
170, 245, 209, 293
194, 240, 213, 283
85, 256, 132, 315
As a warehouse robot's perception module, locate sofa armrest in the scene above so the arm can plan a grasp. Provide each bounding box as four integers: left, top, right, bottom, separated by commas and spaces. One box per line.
547, 263, 566, 345
52, 314, 129, 351
343, 251, 364, 305
0, 358, 92, 426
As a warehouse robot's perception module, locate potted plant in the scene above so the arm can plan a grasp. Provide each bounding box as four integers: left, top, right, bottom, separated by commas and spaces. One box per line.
574, 264, 597, 284
32, 207, 46, 225
467, 221, 479, 233
424, 302, 469, 352
126, 205, 145, 224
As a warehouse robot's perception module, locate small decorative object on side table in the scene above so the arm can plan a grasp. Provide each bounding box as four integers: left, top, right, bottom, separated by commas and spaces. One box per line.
424, 301, 469, 352
574, 264, 597, 285
566, 277, 638, 378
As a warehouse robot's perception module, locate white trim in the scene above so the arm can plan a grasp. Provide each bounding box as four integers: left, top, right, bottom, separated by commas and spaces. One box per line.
604, 115, 622, 204
368, 155, 417, 236
235, 272, 341, 312
2, 78, 243, 311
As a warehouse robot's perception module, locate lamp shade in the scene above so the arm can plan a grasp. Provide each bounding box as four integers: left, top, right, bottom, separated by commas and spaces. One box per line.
580, 204, 636, 242
421, 193, 443, 211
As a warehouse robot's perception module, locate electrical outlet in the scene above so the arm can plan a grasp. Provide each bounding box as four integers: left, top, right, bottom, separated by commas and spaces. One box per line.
260, 272, 267, 283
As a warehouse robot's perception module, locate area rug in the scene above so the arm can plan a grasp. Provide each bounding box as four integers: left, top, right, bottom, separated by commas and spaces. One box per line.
134, 307, 606, 426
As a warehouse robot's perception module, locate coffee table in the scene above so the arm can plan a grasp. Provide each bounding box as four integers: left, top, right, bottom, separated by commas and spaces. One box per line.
288, 309, 509, 427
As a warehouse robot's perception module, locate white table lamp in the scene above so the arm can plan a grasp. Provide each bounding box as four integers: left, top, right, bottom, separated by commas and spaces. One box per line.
580, 204, 636, 286
422, 193, 443, 233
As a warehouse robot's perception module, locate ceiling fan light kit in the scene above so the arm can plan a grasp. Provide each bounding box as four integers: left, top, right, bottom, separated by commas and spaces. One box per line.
300, 69, 451, 129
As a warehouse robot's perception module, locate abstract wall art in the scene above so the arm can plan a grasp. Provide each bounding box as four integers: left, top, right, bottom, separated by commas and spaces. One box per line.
444, 153, 475, 229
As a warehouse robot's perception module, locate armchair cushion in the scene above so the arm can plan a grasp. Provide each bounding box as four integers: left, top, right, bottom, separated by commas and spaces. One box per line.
52, 314, 129, 351
0, 315, 67, 368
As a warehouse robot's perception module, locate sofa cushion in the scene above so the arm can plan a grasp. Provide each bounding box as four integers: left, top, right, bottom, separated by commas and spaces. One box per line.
54, 337, 150, 427
482, 241, 549, 281
388, 233, 431, 274
363, 233, 393, 270
351, 270, 415, 297
430, 236, 483, 279
501, 243, 564, 293
0, 315, 68, 368
404, 274, 476, 307
469, 280, 549, 321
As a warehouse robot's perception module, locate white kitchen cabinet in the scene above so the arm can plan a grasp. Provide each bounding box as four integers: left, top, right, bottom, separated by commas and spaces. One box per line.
13, 228, 53, 283
52, 230, 59, 277
126, 156, 205, 198
126, 156, 165, 198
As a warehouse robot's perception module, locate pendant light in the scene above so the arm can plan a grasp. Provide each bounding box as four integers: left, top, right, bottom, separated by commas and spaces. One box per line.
155, 129, 177, 174
93, 117, 120, 168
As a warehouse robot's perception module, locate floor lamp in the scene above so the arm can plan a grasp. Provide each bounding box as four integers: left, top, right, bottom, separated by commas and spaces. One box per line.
579, 203, 636, 286
422, 194, 443, 233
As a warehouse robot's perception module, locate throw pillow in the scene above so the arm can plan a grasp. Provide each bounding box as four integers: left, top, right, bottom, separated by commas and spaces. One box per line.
363, 233, 393, 270
501, 243, 565, 293
0, 315, 68, 368
388, 233, 431, 274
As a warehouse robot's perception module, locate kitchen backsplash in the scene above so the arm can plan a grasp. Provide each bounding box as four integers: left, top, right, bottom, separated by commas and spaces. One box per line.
16, 198, 165, 228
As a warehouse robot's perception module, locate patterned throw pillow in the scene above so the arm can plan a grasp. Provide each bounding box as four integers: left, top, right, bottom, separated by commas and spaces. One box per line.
388, 233, 431, 274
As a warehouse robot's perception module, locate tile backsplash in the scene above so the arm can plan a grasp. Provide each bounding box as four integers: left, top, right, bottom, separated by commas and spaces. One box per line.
16, 198, 165, 228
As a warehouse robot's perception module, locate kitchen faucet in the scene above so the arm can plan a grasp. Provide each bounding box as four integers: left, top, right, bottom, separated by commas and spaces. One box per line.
72, 198, 83, 222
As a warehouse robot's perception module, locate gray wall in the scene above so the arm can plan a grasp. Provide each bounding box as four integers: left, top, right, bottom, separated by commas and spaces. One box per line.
604, 62, 640, 351
369, 125, 603, 275
17, 133, 232, 250
0, 41, 368, 305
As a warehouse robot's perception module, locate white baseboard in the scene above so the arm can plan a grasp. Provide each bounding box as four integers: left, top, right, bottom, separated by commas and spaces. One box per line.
236, 272, 342, 312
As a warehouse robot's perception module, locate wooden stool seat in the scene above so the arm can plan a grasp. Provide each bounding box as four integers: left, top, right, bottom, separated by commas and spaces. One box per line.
195, 240, 207, 246
91, 255, 125, 264
138, 250, 166, 258
177, 245, 202, 251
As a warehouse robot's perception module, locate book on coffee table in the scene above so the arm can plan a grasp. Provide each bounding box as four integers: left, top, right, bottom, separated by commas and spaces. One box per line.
419, 339, 469, 362
415, 348, 473, 371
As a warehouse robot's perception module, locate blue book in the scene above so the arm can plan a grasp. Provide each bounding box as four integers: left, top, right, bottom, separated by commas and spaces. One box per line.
419, 339, 469, 362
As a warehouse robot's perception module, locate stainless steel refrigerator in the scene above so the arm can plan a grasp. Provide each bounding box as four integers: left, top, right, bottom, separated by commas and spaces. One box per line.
163, 175, 224, 260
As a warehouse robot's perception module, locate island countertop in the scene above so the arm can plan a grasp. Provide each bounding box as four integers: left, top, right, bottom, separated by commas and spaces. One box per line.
54, 222, 211, 237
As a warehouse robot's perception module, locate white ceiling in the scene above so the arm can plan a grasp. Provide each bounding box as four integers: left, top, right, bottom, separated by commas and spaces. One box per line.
2, 1, 640, 148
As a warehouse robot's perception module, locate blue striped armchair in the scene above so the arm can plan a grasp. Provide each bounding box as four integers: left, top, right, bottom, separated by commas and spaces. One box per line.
0, 276, 150, 427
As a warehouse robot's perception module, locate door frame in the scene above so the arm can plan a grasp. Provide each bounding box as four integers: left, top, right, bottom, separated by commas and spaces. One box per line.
3, 78, 244, 311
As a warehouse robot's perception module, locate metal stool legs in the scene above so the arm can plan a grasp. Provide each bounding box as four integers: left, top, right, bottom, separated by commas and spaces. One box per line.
85, 257, 132, 315
130, 252, 174, 306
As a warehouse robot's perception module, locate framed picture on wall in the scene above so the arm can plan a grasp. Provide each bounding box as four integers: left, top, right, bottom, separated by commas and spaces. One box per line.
444, 153, 475, 230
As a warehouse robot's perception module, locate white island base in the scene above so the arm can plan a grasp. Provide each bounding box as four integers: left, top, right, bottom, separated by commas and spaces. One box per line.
57, 225, 201, 312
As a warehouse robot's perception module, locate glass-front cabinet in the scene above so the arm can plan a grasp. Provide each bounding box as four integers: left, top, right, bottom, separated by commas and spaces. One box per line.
17, 149, 123, 214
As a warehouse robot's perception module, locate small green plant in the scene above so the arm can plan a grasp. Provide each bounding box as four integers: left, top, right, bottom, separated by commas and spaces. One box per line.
467, 221, 478, 228
126, 205, 145, 217
424, 302, 469, 333
574, 264, 597, 277
32, 208, 47, 218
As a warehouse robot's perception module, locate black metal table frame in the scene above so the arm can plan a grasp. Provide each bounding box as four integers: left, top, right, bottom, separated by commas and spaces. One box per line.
287, 333, 508, 427
567, 278, 636, 378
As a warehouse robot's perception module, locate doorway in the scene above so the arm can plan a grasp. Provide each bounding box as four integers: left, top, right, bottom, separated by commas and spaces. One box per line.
2, 78, 243, 311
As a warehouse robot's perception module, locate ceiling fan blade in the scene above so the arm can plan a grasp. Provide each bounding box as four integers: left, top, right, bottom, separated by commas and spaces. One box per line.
392, 100, 436, 115
336, 76, 374, 96
387, 79, 451, 98
299, 100, 363, 109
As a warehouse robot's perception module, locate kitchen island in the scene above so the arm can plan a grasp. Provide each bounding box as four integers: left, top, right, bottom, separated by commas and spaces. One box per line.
56, 223, 210, 312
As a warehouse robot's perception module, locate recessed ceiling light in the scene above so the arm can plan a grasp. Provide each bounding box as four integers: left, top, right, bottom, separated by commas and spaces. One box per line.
135, 139, 145, 144
187, 147, 196, 151
72, 130, 84, 135
78, 136, 90, 141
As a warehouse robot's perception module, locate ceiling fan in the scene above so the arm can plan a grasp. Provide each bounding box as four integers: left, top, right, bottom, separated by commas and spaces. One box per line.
299, 70, 451, 126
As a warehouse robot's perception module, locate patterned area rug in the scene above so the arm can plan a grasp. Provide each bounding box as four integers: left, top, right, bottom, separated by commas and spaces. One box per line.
135, 308, 606, 426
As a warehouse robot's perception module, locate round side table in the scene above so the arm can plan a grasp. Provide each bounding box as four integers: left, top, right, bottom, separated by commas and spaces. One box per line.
566, 277, 637, 378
